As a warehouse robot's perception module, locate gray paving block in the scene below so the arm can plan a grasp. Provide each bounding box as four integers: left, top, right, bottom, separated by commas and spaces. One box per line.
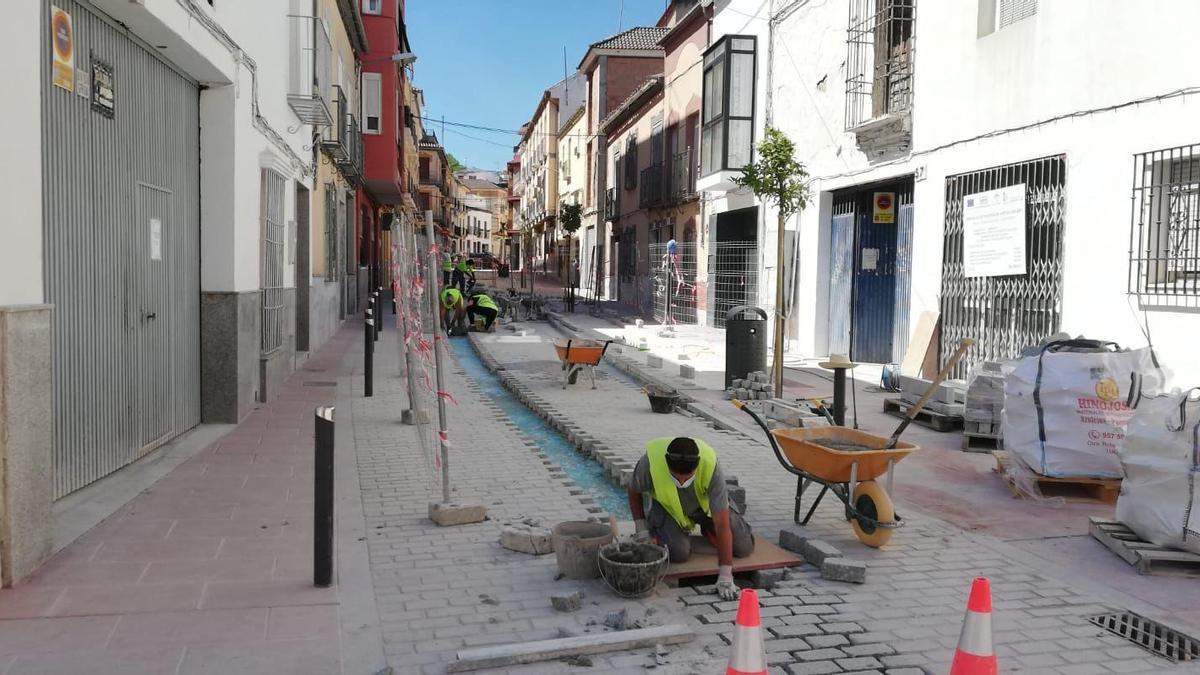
550, 591, 582, 612
821, 558, 867, 584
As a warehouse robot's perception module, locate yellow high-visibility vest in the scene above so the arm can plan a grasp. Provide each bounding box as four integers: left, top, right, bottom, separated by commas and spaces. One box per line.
645, 437, 716, 533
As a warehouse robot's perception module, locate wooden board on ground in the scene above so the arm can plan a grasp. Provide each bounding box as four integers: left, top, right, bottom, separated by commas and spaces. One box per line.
663, 535, 802, 580
1089, 518, 1200, 578
900, 310, 939, 377
883, 398, 963, 432
992, 451, 1121, 504
447, 624, 694, 672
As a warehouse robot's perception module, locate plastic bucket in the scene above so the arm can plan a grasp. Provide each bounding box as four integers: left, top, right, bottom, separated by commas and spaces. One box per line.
645, 386, 679, 414
598, 542, 669, 598
551, 521, 614, 579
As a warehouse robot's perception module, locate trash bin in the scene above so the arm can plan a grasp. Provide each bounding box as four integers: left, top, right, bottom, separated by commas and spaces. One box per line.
725, 305, 767, 388
498, 263, 510, 278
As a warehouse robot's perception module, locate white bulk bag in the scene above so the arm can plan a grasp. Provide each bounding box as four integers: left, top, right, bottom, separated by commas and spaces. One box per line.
1002, 340, 1160, 478
1116, 388, 1200, 553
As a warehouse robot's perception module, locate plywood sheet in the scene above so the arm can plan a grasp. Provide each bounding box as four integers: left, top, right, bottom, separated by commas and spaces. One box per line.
900, 310, 939, 377
663, 535, 803, 580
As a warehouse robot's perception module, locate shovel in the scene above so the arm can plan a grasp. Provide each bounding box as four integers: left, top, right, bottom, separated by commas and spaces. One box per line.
885, 338, 975, 449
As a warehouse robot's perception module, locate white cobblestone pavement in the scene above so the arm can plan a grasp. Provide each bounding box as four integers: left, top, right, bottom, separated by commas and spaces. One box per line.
455, 320, 1200, 675
347, 329, 723, 674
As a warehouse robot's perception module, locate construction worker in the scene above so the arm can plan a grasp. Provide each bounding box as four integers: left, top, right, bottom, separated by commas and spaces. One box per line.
439, 286, 465, 333
456, 257, 476, 293
626, 437, 753, 601
466, 292, 499, 332
441, 251, 454, 287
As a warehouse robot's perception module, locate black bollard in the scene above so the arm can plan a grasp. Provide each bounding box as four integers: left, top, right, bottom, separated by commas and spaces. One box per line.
831, 368, 846, 426
364, 309, 374, 398
375, 288, 384, 334
313, 405, 335, 588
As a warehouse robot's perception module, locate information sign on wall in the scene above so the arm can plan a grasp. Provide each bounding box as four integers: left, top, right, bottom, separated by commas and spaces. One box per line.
873, 192, 895, 224
50, 6, 75, 92
963, 184, 1027, 277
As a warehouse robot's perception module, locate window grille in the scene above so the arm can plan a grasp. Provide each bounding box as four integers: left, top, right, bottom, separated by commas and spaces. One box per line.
325, 183, 340, 281
998, 0, 1036, 28
261, 170, 287, 353
845, 0, 915, 130
1130, 144, 1200, 297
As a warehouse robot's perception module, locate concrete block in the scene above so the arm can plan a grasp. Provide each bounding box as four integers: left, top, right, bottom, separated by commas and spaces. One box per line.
680, 364, 695, 379
755, 391, 769, 400
647, 354, 663, 368
803, 539, 842, 567
731, 378, 745, 388
635, 319, 644, 328
722, 389, 735, 400
500, 524, 554, 555
428, 502, 487, 527
550, 591, 583, 612
821, 558, 867, 584
401, 409, 429, 425
753, 568, 786, 590
778, 529, 807, 556
677, 353, 689, 361
619, 468, 634, 488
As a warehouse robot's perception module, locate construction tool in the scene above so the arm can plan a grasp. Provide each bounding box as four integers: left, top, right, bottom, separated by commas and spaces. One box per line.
884, 338, 974, 449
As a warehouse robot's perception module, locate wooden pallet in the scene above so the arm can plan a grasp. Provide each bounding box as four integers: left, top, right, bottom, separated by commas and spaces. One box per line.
992, 451, 1120, 504
962, 432, 1002, 453
883, 398, 963, 432
1089, 518, 1200, 578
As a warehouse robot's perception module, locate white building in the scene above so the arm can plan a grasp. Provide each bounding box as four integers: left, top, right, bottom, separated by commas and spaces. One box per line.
0, 0, 365, 584
705, 0, 1200, 384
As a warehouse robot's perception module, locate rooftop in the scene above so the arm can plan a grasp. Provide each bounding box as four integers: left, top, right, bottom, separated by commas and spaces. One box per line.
588, 26, 669, 51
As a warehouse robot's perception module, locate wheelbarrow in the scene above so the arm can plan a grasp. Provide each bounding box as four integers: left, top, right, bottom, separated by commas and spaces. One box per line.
552, 339, 613, 390
734, 400, 916, 548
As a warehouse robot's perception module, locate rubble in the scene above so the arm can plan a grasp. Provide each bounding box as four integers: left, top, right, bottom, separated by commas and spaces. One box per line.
551, 591, 583, 612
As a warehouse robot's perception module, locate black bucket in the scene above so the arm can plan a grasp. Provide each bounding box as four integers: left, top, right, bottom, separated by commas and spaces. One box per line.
645, 386, 679, 414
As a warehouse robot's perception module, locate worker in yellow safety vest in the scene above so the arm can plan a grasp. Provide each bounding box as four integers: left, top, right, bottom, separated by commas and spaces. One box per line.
626, 437, 754, 600
439, 286, 465, 333
441, 252, 454, 287
466, 292, 499, 332
455, 258, 476, 293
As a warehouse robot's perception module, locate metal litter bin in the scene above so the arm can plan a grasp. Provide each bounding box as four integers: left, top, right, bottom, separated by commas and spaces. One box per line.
725, 305, 767, 388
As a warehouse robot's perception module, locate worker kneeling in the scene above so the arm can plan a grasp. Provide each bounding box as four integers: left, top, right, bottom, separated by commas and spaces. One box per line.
467, 292, 499, 332
627, 437, 754, 600
440, 287, 466, 334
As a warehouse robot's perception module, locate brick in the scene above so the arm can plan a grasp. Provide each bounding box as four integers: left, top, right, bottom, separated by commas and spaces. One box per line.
822, 622, 863, 634
772, 624, 825, 638
836, 656, 882, 670
549, 591, 582, 613
795, 648, 847, 661
765, 637, 811, 653
840, 643, 894, 657
499, 524, 553, 555
428, 502, 487, 526
805, 634, 850, 649
821, 558, 867, 584
755, 568, 787, 591
784, 661, 842, 675
680, 364, 695, 379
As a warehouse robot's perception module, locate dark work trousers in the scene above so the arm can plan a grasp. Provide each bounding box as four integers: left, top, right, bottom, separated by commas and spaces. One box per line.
467, 306, 498, 331
646, 507, 754, 563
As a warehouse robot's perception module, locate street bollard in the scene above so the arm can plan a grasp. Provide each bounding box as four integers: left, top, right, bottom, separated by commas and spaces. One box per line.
364, 309, 374, 398
369, 296, 379, 342
313, 405, 335, 588
374, 288, 383, 336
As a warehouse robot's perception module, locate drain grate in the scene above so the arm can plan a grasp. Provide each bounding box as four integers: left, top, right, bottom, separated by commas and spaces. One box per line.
302, 381, 338, 387
1088, 611, 1200, 662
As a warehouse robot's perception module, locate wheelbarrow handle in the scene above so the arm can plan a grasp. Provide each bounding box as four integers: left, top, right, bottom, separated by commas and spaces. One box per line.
886, 337, 975, 449
732, 399, 799, 477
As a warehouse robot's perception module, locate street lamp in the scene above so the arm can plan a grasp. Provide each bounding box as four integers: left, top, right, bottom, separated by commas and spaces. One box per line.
362, 52, 418, 66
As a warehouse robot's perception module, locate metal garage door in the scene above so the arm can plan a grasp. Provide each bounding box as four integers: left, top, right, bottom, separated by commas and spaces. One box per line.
42, 0, 201, 498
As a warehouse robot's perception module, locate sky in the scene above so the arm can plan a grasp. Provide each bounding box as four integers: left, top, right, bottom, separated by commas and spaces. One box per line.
405, 0, 667, 173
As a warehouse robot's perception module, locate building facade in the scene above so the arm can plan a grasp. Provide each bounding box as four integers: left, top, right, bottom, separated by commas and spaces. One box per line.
748, 0, 1200, 384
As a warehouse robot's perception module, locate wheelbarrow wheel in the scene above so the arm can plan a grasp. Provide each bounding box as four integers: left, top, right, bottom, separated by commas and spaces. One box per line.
850, 480, 894, 548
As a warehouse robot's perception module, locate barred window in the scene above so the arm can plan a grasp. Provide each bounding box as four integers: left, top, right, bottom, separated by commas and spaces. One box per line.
846, 0, 914, 129
325, 183, 340, 281
1130, 145, 1200, 296
261, 170, 287, 353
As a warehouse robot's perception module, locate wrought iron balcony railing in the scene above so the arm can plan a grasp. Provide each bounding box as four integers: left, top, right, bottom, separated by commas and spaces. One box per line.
640, 162, 666, 209
668, 148, 697, 202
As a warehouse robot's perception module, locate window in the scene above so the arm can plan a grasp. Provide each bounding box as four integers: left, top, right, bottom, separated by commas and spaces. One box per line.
325, 183, 340, 281
362, 0, 382, 14
624, 133, 638, 190
979, 0, 1035, 36
701, 35, 756, 175
1131, 144, 1200, 296
261, 170, 287, 354
362, 72, 381, 134
846, 0, 914, 129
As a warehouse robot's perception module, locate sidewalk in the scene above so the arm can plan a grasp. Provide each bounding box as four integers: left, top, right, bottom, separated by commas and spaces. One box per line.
472, 319, 1199, 673
0, 327, 358, 675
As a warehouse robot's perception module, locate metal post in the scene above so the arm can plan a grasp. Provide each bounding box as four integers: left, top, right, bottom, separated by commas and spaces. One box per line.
313, 405, 335, 588
832, 368, 846, 426
424, 210, 451, 503
364, 309, 374, 398
371, 294, 380, 341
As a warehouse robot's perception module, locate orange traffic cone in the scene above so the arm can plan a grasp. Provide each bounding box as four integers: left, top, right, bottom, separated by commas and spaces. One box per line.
950, 577, 998, 675
726, 588, 767, 675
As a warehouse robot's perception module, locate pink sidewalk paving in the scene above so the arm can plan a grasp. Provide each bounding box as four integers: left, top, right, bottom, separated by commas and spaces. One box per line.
0, 327, 358, 675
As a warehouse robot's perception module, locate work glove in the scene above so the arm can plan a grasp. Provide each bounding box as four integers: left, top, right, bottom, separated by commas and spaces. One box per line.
630, 519, 651, 544
716, 565, 738, 601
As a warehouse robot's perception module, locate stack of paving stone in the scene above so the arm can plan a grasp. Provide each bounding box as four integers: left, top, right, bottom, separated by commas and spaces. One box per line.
965, 361, 1005, 434
725, 370, 773, 401
725, 475, 747, 514
898, 374, 967, 416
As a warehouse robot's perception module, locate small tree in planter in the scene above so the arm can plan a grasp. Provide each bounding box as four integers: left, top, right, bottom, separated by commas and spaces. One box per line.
559, 202, 583, 309
733, 127, 810, 398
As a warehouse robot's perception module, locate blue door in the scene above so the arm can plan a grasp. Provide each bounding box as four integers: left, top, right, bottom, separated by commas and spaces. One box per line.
852, 212, 897, 363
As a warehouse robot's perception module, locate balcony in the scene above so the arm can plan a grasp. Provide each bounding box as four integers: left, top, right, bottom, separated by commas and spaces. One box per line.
667, 148, 697, 202
605, 187, 619, 221
287, 15, 333, 127
338, 115, 364, 185
420, 173, 444, 189
639, 162, 665, 209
